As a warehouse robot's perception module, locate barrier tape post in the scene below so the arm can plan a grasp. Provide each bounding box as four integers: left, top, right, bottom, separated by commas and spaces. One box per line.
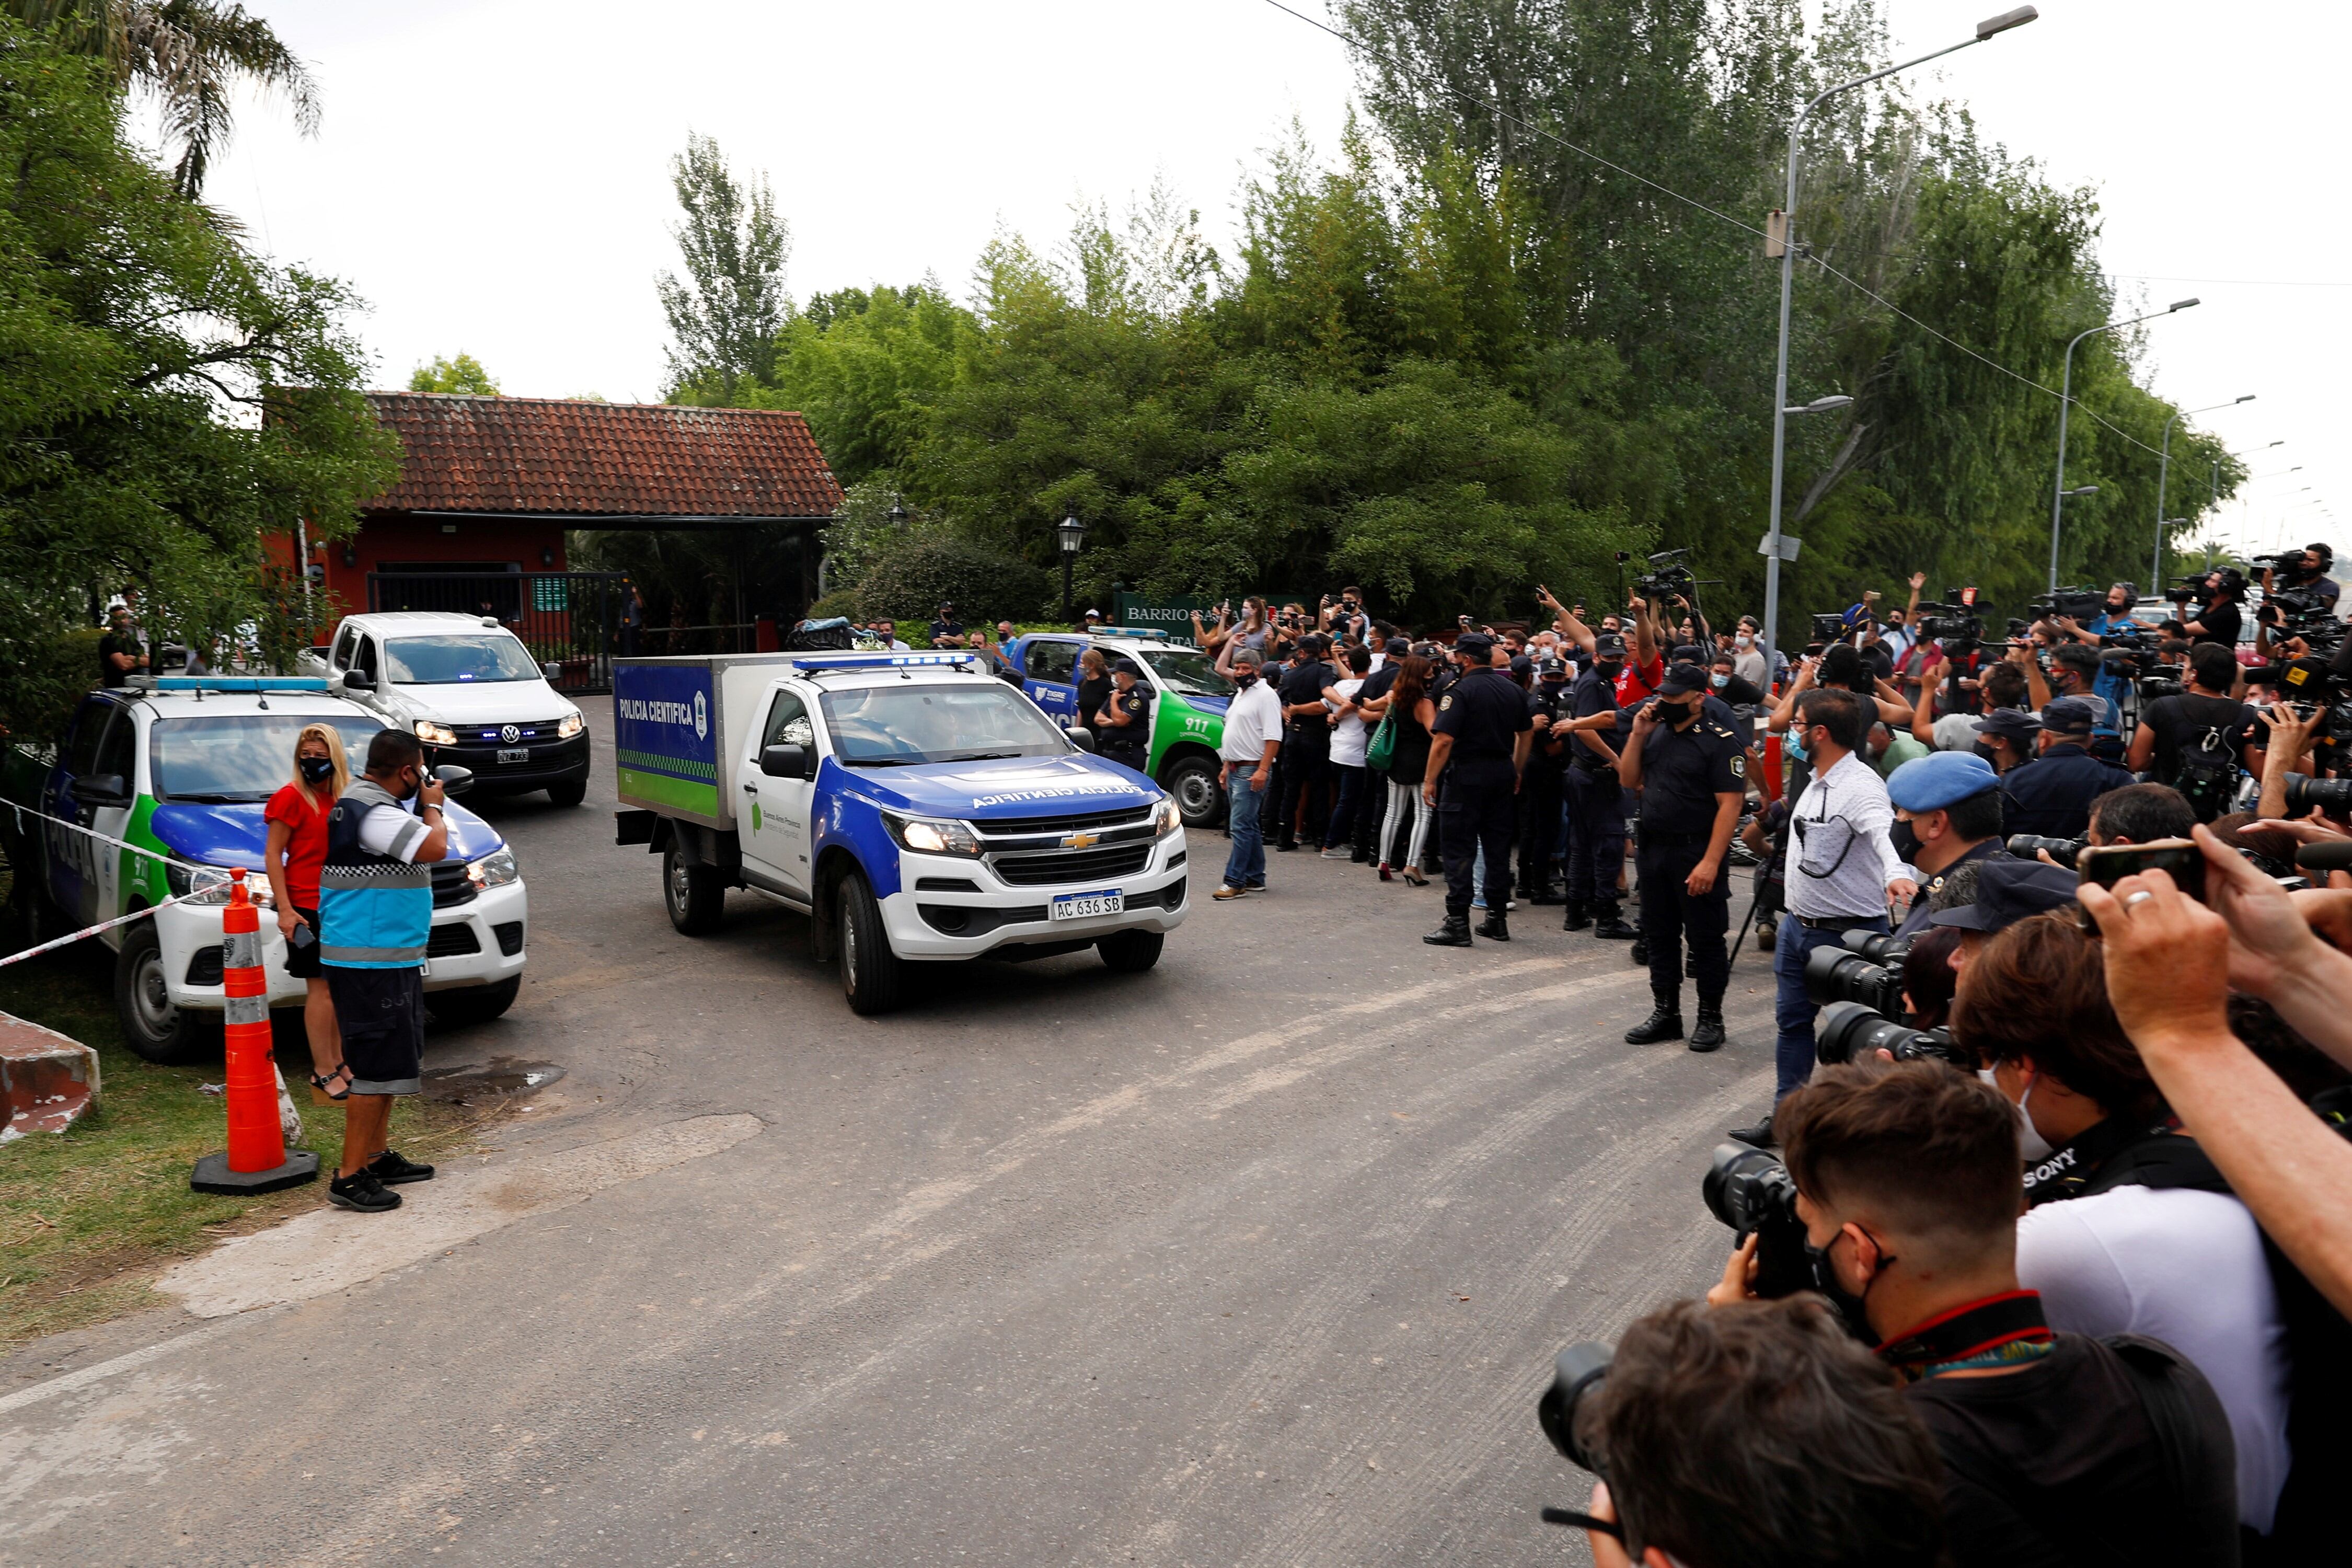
191, 869, 318, 1195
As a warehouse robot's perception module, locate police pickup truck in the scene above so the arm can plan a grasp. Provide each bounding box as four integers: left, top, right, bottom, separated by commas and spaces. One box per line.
1003, 629, 1231, 828
0, 676, 529, 1061
611, 651, 1189, 1015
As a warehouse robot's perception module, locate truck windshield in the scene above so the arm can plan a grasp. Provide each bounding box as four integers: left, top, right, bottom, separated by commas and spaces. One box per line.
149, 714, 387, 803
818, 684, 1072, 767
1138, 648, 1234, 697
385, 635, 541, 685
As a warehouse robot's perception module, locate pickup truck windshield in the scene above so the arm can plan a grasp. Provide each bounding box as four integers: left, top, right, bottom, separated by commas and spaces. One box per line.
386, 635, 541, 685
819, 684, 1071, 766
150, 714, 387, 803
1137, 648, 1234, 697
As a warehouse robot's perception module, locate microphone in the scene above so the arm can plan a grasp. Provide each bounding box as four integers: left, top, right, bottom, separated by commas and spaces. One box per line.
2292, 839, 2352, 873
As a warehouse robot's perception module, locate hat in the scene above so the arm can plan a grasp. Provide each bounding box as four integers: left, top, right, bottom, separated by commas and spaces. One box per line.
2039, 696, 2096, 736
1509, 654, 1535, 677
1593, 633, 1627, 660
1972, 707, 2040, 743
1539, 656, 1569, 678
1455, 631, 1494, 658
1886, 751, 2002, 813
1930, 859, 2079, 934
1655, 661, 1709, 697
1082, 608, 1102, 620
1670, 643, 1705, 664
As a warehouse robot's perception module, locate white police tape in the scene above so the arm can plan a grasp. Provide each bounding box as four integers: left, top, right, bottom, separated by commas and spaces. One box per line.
0, 894, 194, 970
5, 800, 227, 878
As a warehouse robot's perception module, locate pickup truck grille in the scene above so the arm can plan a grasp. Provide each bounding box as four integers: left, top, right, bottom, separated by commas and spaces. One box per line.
431, 862, 477, 908
426, 923, 482, 958
976, 806, 1155, 837
991, 843, 1154, 887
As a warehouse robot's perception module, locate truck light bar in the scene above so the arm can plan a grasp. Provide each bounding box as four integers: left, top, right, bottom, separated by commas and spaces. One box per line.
790, 652, 980, 672
139, 676, 331, 693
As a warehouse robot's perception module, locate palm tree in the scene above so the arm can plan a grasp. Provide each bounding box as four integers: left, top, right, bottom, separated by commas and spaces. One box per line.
7, 0, 320, 197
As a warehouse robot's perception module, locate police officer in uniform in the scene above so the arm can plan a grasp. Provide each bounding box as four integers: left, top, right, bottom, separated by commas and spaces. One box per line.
1518, 657, 1572, 902
2000, 696, 2136, 840
1423, 632, 1532, 947
1094, 659, 1154, 772
1562, 633, 1635, 938
1617, 662, 1745, 1051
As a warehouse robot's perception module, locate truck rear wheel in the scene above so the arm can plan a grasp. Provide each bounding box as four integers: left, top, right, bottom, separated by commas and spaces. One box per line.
1097, 929, 1165, 974
836, 872, 905, 1016
663, 846, 725, 935
1162, 755, 1225, 829
114, 920, 217, 1064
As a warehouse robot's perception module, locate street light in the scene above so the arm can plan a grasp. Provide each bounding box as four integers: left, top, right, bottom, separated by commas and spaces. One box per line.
2061, 485, 2099, 498
2049, 296, 2199, 590
888, 497, 908, 528
1759, 6, 2039, 669
1056, 513, 1087, 624
1783, 394, 1853, 416
2153, 394, 2253, 587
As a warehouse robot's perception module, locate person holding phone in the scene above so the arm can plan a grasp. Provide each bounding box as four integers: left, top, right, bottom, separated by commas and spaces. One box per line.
265, 723, 353, 1102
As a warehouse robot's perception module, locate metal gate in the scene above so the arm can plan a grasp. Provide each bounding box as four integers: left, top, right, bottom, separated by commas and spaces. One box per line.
366, 571, 629, 695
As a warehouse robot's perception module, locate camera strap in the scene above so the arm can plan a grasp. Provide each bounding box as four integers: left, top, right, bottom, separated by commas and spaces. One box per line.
1877, 1289, 2053, 1382
2021, 1114, 2183, 1205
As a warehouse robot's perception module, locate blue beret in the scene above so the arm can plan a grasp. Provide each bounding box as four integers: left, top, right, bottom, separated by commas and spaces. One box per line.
1886, 750, 2002, 812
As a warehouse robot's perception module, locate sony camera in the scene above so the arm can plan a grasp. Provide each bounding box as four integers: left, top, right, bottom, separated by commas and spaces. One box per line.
1701, 1142, 1818, 1299
1814, 1001, 1970, 1067
1633, 547, 1697, 601
2007, 833, 2083, 868
1802, 929, 1909, 1015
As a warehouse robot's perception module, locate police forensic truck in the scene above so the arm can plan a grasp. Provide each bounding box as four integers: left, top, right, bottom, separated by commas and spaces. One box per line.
610, 651, 1189, 1015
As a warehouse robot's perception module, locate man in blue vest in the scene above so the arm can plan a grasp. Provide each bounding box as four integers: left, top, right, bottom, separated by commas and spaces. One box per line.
319, 729, 449, 1213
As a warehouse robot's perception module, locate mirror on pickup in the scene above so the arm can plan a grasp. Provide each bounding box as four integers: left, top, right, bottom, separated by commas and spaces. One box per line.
1067, 728, 1098, 754
541, 661, 562, 683
338, 671, 373, 693
68, 773, 128, 805
760, 743, 813, 780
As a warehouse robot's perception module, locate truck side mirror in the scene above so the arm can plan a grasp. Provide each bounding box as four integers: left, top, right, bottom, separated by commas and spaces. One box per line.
542, 662, 562, 683
1067, 728, 1098, 754
760, 743, 812, 780
70, 773, 128, 805
338, 671, 373, 693
431, 764, 474, 797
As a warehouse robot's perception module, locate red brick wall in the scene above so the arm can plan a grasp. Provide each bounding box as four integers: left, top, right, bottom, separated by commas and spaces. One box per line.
275, 511, 568, 643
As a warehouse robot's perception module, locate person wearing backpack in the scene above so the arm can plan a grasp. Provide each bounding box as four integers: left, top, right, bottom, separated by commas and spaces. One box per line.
2127, 643, 2262, 823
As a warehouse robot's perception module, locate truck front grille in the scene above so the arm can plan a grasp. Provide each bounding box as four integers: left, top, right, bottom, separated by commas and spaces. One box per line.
426, 923, 482, 958
991, 844, 1154, 887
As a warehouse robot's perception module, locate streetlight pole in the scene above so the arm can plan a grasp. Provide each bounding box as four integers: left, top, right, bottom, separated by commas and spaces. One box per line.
2154, 394, 2253, 590
2049, 296, 2199, 592
1056, 514, 1087, 625
1759, 6, 2038, 673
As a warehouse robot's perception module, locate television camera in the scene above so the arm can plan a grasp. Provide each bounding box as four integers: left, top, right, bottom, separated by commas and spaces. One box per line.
1632, 547, 1697, 602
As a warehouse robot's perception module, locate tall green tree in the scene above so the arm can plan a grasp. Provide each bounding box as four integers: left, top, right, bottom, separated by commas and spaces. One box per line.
658, 132, 790, 402
408, 352, 500, 396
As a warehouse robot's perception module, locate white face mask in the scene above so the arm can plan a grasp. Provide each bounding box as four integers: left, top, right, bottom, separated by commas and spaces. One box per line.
1980, 1066, 2056, 1162
1736, 633, 1754, 648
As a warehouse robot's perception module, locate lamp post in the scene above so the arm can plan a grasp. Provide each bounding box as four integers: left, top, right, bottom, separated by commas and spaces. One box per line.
1056, 513, 1087, 624
2154, 395, 2252, 589
1760, 6, 2038, 671
2049, 297, 2199, 591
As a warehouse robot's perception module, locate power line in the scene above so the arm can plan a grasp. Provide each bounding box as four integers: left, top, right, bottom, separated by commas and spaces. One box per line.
2108, 272, 2352, 290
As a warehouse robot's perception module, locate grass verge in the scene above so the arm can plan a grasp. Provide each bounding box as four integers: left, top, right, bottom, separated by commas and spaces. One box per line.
1, 884, 499, 1351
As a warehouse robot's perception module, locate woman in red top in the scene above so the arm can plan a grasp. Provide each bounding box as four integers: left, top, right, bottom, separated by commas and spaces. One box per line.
265, 724, 351, 1099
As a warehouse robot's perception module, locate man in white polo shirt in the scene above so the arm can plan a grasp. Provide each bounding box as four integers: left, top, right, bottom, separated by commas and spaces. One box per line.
1215, 648, 1283, 900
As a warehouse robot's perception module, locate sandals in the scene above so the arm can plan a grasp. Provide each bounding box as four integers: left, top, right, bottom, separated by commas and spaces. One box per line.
309, 1064, 353, 1101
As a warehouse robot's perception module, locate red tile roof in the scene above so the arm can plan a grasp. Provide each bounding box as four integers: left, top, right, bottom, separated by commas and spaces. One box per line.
360, 393, 843, 518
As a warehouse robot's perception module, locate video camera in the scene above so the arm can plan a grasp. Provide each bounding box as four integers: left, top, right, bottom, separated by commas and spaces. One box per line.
2165, 573, 2210, 607
1915, 587, 1989, 651
2028, 585, 2106, 625
1633, 548, 1697, 602
1807, 612, 1850, 648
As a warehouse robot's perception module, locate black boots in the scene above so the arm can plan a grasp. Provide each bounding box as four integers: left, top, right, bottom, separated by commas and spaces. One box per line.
1590, 902, 1636, 940
1623, 991, 1685, 1044
1477, 912, 1509, 942
1424, 914, 1473, 947
1561, 901, 1591, 931
1689, 1002, 1727, 1053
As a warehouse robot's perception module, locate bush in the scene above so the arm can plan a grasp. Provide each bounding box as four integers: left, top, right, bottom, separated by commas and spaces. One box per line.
853, 536, 1051, 628
0, 628, 105, 747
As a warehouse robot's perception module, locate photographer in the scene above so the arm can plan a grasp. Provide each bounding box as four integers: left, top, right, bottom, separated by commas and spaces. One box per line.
1953, 912, 2294, 1544
2127, 643, 2260, 822
1912, 654, 2028, 754
1884, 752, 2009, 937
1753, 1064, 2242, 1567
1570, 1297, 1947, 1568
2183, 568, 2246, 649
1999, 698, 2136, 840
2261, 542, 2341, 614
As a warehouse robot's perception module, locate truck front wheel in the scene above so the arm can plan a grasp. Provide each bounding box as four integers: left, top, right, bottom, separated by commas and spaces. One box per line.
836, 872, 906, 1016
114, 921, 217, 1064
426, 976, 522, 1027
1097, 929, 1165, 974
663, 846, 726, 935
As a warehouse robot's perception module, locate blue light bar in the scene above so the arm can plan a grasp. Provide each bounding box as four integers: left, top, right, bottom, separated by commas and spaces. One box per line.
152, 676, 330, 692
789, 652, 979, 672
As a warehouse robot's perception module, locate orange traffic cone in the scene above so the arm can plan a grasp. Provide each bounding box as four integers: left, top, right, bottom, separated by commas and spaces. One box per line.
191, 868, 319, 1194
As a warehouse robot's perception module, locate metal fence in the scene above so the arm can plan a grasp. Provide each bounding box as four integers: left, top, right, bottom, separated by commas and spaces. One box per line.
365, 571, 630, 695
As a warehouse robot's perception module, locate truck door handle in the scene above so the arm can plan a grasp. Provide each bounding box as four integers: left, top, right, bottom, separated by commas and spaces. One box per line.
742, 782, 757, 793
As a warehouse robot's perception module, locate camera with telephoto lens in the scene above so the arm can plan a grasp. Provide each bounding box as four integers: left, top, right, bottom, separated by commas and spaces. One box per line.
1701, 1142, 1819, 1300
1814, 1001, 1970, 1067
1803, 930, 1908, 1015
2283, 773, 2352, 817
2008, 834, 2083, 868
1633, 547, 1697, 601
1537, 1342, 1616, 1473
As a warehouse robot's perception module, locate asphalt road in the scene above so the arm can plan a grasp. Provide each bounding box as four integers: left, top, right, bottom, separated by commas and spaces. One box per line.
1, 731, 1785, 1567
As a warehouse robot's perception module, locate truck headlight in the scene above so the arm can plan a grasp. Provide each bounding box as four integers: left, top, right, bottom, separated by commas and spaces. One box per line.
882, 813, 983, 857
466, 845, 520, 890
415, 720, 458, 746
556, 711, 584, 739
166, 864, 269, 906
1152, 798, 1180, 838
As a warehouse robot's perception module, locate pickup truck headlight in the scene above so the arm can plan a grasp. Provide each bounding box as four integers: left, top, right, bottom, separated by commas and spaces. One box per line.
466, 844, 520, 890
414, 720, 458, 746
556, 711, 585, 739
165, 864, 269, 907
1152, 798, 1180, 838
882, 813, 983, 857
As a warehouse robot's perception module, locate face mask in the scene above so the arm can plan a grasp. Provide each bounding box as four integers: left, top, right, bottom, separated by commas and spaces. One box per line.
1887, 817, 1922, 863
1805, 1229, 1884, 1342
1233, 668, 1258, 687
1736, 632, 1754, 648
396, 768, 420, 802
299, 756, 334, 785
1980, 1066, 2056, 1162
1710, 673, 1730, 689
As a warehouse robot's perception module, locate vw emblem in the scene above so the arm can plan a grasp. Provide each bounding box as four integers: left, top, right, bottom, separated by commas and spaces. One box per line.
500, 724, 521, 744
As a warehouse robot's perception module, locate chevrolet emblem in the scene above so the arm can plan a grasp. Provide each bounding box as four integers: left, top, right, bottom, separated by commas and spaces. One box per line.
1060, 831, 1100, 850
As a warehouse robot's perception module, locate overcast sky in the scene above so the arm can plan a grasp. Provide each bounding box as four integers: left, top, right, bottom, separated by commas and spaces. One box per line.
194, 0, 2346, 568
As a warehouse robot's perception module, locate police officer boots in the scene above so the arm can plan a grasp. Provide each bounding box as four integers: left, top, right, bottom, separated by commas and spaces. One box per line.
1590, 902, 1637, 940
1476, 910, 1509, 942
1689, 1000, 1727, 1053
1623, 990, 1685, 1044
1561, 901, 1592, 932
1423, 913, 1474, 947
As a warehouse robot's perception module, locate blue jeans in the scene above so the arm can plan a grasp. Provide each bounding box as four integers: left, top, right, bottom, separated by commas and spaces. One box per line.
1223, 763, 1267, 888
1772, 911, 1889, 1100
1323, 763, 1368, 849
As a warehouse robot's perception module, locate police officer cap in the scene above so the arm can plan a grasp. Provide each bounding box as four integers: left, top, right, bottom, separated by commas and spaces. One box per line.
1593, 633, 1628, 660
2039, 696, 2097, 735
1886, 750, 2001, 813
1509, 654, 1535, 677
1539, 656, 1569, 677
1455, 631, 1495, 658
1972, 707, 2040, 742
1655, 661, 1710, 696
1929, 859, 2079, 934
